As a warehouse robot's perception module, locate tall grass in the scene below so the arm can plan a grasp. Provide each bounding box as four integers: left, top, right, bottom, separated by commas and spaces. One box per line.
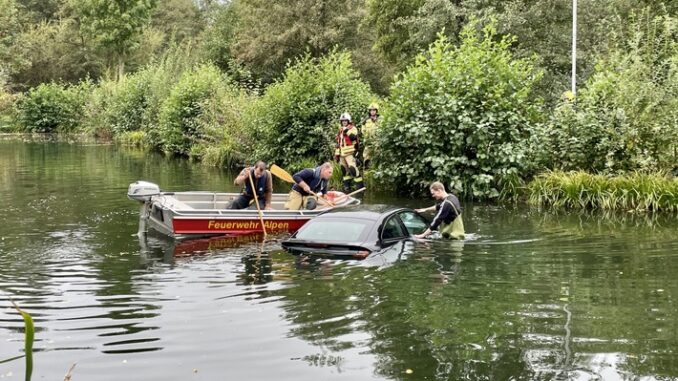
527, 171, 678, 212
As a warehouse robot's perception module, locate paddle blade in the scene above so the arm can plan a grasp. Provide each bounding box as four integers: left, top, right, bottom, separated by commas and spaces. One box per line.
270, 164, 295, 183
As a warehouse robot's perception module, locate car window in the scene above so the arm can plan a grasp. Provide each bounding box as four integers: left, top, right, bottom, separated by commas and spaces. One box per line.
296, 219, 371, 242
381, 216, 407, 240
398, 211, 428, 235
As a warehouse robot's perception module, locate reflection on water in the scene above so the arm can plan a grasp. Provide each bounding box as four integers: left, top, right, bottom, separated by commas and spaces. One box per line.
1, 138, 678, 380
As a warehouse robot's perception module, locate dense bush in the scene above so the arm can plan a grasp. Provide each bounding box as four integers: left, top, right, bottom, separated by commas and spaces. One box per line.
16, 81, 91, 133
251, 51, 374, 167
374, 22, 544, 198
189, 83, 257, 166
157, 64, 234, 156
533, 11, 678, 173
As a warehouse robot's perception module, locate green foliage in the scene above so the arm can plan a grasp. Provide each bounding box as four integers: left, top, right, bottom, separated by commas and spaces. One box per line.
115, 130, 147, 147
534, 10, 678, 173
16, 81, 91, 133
528, 171, 678, 212
231, 0, 369, 84
365, 0, 425, 65
374, 21, 543, 199
10, 19, 101, 89
83, 41, 198, 139
72, 0, 157, 76
150, 0, 203, 44
0, 0, 22, 78
188, 82, 257, 166
251, 51, 374, 167
365, 0, 677, 101
157, 64, 233, 156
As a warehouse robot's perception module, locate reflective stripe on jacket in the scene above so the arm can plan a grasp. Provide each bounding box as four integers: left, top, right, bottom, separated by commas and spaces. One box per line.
335, 124, 358, 157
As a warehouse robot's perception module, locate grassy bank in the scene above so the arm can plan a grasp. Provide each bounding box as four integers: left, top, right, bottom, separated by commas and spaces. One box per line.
527, 171, 678, 212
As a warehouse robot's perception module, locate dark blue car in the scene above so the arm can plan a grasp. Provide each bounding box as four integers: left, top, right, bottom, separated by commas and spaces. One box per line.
281, 205, 429, 259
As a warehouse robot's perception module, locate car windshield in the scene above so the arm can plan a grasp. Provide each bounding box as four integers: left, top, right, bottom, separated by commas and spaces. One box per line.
295, 218, 372, 243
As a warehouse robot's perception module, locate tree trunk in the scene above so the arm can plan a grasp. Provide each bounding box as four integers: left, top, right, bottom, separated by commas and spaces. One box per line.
117, 55, 125, 81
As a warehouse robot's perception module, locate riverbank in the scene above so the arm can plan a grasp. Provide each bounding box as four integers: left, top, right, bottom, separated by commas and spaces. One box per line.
1, 133, 675, 213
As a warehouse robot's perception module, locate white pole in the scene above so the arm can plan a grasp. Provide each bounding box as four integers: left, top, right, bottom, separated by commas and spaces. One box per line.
571, 0, 577, 97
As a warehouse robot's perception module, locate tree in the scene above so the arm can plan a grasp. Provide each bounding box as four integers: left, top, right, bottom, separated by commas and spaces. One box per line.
0, 0, 23, 82
150, 0, 203, 44
10, 19, 102, 89
365, 0, 677, 101
374, 22, 544, 198
533, 10, 678, 173
71, 0, 156, 79
230, 0, 367, 83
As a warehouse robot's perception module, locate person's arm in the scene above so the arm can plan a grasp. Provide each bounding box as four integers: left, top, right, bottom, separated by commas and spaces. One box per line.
234, 167, 250, 186
347, 126, 358, 142
415, 202, 452, 239
415, 205, 436, 213
264, 171, 273, 209
292, 169, 313, 194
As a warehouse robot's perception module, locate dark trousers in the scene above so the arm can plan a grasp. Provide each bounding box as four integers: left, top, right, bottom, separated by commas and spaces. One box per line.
229, 194, 265, 210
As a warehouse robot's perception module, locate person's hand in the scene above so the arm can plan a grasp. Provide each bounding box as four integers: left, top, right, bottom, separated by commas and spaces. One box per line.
415, 208, 424, 213
414, 228, 431, 239
265, 205, 273, 210
302, 185, 311, 194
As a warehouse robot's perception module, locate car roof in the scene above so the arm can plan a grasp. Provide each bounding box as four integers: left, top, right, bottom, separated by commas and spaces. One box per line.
318, 204, 407, 221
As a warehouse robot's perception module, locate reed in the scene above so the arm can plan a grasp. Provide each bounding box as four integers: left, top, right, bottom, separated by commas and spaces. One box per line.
527, 171, 678, 212
7, 302, 34, 381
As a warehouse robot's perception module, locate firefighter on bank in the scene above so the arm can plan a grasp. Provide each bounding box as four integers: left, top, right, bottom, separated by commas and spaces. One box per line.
361, 103, 379, 169
334, 112, 364, 193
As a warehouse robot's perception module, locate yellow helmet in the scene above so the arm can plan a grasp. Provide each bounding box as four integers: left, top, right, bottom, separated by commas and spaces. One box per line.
368, 103, 379, 111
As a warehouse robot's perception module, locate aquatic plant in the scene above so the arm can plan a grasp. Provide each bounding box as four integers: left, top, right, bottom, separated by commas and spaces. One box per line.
0, 302, 35, 381
527, 171, 678, 212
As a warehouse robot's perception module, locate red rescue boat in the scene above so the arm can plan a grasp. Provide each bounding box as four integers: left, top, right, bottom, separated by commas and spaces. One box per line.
128, 181, 361, 239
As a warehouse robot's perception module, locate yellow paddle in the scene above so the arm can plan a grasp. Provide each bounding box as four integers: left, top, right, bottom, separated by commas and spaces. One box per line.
270, 164, 334, 207
270, 164, 295, 183
247, 170, 267, 237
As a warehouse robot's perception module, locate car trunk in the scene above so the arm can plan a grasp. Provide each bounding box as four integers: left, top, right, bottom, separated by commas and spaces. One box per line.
281, 240, 372, 259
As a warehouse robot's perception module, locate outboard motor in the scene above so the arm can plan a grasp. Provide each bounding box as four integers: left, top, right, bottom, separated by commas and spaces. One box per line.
128, 181, 160, 237
127, 181, 160, 202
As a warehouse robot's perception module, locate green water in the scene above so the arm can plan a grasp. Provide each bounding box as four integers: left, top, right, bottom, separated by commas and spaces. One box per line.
1, 138, 677, 380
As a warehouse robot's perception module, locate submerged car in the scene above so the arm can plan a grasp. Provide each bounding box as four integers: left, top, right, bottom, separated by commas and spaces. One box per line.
281, 205, 429, 259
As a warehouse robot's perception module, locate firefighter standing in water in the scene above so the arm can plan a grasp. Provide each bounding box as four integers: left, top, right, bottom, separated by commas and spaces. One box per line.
334, 112, 364, 193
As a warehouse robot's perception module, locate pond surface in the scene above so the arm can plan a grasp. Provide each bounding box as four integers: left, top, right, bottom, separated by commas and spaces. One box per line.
1, 138, 677, 380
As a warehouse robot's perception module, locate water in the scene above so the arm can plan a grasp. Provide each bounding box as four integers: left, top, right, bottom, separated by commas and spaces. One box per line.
1, 137, 677, 380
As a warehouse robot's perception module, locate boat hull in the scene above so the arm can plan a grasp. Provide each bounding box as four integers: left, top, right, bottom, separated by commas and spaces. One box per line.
132, 187, 360, 239
173, 215, 310, 235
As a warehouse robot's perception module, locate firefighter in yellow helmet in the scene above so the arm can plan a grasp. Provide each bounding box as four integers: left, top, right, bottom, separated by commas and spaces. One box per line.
361, 103, 379, 169
334, 112, 364, 193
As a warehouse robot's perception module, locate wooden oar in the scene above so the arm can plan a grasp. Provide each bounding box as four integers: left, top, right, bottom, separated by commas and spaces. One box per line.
333, 187, 367, 202
270, 164, 334, 207
247, 171, 267, 237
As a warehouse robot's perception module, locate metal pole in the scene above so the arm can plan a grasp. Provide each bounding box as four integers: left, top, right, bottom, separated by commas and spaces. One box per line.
572, 0, 577, 96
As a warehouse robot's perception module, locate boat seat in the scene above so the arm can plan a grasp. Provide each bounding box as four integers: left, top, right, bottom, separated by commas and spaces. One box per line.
160, 197, 194, 210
